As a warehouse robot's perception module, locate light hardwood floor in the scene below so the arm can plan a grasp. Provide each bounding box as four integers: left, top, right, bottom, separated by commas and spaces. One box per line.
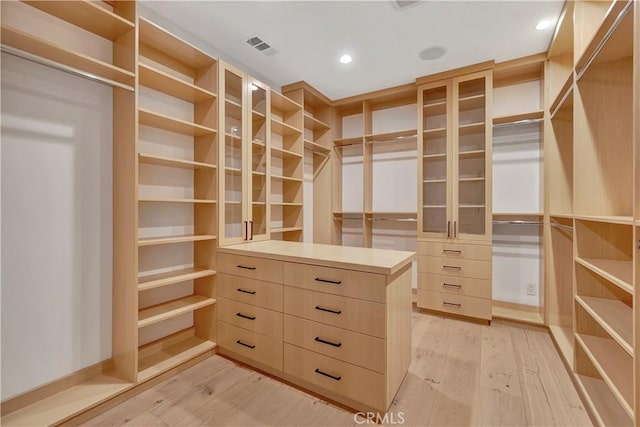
84, 309, 592, 426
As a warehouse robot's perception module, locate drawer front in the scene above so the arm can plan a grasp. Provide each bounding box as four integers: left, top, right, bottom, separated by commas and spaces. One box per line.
218, 253, 283, 283
217, 297, 283, 339
284, 263, 386, 304
283, 315, 385, 373
218, 273, 283, 311
218, 321, 283, 371
284, 344, 386, 411
418, 256, 491, 280
284, 286, 385, 339
417, 241, 491, 261
417, 290, 491, 320
418, 273, 492, 299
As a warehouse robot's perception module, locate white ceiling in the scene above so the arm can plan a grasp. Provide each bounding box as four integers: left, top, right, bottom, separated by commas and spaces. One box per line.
142, 1, 563, 100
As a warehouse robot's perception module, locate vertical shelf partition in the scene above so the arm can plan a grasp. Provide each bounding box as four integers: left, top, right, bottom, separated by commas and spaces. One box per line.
135, 18, 218, 383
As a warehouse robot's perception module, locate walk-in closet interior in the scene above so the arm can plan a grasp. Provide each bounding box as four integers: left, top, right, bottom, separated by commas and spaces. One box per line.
1, 0, 638, 425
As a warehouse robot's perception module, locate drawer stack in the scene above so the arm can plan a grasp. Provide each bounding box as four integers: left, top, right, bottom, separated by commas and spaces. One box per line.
283, 263, 388, 410
417, 241, 492, 320
216, 253, 284, 370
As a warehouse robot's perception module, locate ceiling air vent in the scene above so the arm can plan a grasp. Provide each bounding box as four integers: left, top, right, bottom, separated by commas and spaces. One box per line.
246, 36, 278, 56
391, 0, 422, 10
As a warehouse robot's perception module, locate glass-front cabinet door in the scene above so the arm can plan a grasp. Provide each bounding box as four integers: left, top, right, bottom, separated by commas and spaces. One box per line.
220, 63, 245, 245
419, 80, 452, 239
453, 71, 491, 241
248, 78, 269, 241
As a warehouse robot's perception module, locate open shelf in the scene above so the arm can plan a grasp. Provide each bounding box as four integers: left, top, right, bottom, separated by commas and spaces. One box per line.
271, 226, 303, 234
138, 268, 216, 292
138, 153, 216, 170
492, 111, 544, 126
271, 118, 302, 136
334, 136, 363, 147
139, 18, 214, 69
137, 328, 216, 382
271, 90, 301, 112
138, 234, 216, 247
138, 63, 216, 103
575, 295, 633, 355
364, 129, 417, 143
138, 198, 216, 204
271, 146, 303, 159
23, 1, 134, 41
304, 113, 330, 131
138, 295, 215, 328
1, 25, 135, 86
271, 175, 303, 183
573, 215, 633, 225
0, 373, 133, 427
575, 258, 633, 294
575, 374, 634, 427
575, 334, 634, 417
304, 139, 331, 154
139, 108, 216, 137
272, 202, 303, 207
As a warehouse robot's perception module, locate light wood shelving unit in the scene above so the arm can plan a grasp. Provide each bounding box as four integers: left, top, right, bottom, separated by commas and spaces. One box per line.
269, 90, 304, 241
545, 1, 638, 425
135, 17, 218, 386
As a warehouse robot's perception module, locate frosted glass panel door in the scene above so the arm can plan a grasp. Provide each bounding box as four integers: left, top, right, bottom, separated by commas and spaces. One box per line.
421, 83, 450, 237
456, 75, 489, 238
250, 80, 268, 238
222, 67, 245, 241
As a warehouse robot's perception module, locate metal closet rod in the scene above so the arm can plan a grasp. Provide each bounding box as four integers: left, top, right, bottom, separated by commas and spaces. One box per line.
550, 222, 574, 232
366, 134, 418, 143
303, 147, 330, 157
1, 45, 135, 92
492, 118, 543, 129
493, 220, 543, 225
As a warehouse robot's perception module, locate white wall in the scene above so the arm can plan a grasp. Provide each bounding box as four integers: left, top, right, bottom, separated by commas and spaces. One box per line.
1, 55, 113, 399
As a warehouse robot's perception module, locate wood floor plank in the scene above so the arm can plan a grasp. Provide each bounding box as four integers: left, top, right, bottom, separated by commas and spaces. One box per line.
477, 323, 528, 426
82, 312, 591, 427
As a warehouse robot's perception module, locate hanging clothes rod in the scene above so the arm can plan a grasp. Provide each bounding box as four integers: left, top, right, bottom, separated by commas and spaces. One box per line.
303, 147, 330, 157
1, 44, 135, 92
366, 135, 418, 143
492, 220, 543, 225
368, 217, 417, 222
550, 222, 574, 232
492, 118, 543, 129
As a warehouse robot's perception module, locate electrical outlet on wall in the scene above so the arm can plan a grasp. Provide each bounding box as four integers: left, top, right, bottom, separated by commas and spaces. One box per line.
526, 283, 536, 296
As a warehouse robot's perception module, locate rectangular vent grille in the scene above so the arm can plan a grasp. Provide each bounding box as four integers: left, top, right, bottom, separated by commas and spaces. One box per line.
246, 36, 276, 55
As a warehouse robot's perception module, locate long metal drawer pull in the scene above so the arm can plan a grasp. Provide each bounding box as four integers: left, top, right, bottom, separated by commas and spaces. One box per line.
443, 265, 462, 270
236, 265, 256, 270
315, 337, 342, 348
315, 305, 342, 315
237, 288, 256, 295
443, 283, 462, 289
236, 312, 256, 320
314, 277, 342, 285
236, 340, 255, 349
442, 249, 462, 254
443, 301, 462, 309
314, 368, 341, 381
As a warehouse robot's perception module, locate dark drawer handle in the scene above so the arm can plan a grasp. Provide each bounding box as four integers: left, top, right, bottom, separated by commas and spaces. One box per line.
443, 265, 462, 271
236, 265, 256, 270
314, 368, 341, 381
236, 312, 256, 320
236, 340, 255, 349
237, 288, 256, 295
315, 305, 341, 315
443, 249, 462, 254
443, 301, 462, 309
315, 277, 342, 285
443, 283, 462, 289
315, 337, 342, 348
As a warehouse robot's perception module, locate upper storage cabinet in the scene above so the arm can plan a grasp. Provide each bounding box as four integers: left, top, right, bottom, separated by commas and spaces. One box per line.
219, 62, 271, 245
418, 69, 492, 242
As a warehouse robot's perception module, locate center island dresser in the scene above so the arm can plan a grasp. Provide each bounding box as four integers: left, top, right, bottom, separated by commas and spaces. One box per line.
215, 240, 415, 413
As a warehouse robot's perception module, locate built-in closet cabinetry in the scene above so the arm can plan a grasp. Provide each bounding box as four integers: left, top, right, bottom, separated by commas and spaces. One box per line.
219, 63, 271, 245
416, 67, 493, 321
545, 1, 638, 425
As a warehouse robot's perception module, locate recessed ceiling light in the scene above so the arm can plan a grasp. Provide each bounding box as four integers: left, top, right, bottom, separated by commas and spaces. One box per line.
340, 54, 352, 64
535, 19, 553, 30
419, 46, 446, 61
